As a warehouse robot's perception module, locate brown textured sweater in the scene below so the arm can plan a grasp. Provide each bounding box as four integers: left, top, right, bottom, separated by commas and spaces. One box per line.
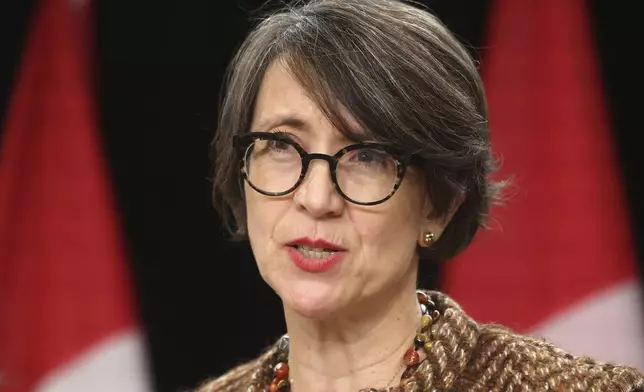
197, 290, 644, 392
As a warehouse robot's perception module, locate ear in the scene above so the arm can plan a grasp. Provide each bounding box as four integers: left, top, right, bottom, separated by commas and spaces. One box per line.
420, 193, 433, 220
418, 193, 465, 246
440, 193, 465, 227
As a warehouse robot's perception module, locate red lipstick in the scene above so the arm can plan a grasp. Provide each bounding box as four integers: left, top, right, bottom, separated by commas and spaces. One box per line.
285, 237, 346, 272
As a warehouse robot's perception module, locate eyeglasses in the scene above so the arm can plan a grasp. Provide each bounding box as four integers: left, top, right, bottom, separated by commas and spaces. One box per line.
233, 132, 412, 206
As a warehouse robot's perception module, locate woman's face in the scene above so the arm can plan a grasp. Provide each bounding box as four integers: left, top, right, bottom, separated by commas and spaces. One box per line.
245, 61, 434, 319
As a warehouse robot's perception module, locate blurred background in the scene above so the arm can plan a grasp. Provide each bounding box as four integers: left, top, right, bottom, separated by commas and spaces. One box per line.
1, 0, 642, 391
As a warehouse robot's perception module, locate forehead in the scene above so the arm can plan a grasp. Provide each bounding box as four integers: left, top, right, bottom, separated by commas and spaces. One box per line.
250, 60, 366, 140
250, 61, 321, 132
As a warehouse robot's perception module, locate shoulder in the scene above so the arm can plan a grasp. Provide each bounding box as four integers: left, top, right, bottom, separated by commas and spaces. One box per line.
422, 289, 644, 391
462, 323, 644, 391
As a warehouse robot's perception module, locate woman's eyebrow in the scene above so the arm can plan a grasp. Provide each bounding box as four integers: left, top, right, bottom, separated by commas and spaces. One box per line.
251, 113, 310, 132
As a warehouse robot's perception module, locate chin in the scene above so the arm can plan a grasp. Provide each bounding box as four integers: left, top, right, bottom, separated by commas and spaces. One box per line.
279, 279, 345, 320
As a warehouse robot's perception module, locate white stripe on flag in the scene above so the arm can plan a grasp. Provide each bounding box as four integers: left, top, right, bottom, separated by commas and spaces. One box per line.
35, 329, 152, 392
531, 279, 644, 371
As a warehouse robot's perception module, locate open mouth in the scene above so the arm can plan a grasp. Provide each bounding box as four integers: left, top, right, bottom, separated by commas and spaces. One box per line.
290, 245, 337, 259
285, 239, 346, 272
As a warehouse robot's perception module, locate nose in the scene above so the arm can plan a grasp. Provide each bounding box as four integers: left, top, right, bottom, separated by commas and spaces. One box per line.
293, 159, 344, 218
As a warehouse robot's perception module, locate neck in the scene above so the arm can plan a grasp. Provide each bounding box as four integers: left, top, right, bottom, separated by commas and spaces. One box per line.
282, 273, 421, 392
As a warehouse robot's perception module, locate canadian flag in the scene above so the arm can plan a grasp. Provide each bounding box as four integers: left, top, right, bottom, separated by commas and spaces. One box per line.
443, 0, 644, 370
0, 0, 153, 391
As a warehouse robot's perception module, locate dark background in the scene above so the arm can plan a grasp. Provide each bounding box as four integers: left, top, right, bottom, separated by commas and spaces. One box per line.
0, 1, 641, 391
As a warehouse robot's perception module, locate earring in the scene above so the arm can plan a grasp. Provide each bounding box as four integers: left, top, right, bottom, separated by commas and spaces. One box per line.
422, 232, 435, 247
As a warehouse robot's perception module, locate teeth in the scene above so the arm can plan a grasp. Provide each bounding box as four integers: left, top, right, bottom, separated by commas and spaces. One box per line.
295, 245, 336, 258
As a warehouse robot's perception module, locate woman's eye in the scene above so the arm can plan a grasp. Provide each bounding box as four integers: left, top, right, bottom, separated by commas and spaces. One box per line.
354, 149, 387, 165
267, 140, 291, 151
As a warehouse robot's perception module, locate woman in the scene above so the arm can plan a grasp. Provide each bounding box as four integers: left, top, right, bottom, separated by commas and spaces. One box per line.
200, 0, 644, 390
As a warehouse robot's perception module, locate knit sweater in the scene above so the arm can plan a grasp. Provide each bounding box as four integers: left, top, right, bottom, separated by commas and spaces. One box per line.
196, 290, 644, 392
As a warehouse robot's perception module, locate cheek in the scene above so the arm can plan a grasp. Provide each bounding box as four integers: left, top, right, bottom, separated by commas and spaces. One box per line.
352, 208, 419, 253
245, 188, 290, 256
246, 191, 271, 243
350, 182, 425, 261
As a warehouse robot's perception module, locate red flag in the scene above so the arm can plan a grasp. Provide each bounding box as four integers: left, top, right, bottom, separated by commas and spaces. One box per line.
0, 0, 152, 390
443, 0, 644, 369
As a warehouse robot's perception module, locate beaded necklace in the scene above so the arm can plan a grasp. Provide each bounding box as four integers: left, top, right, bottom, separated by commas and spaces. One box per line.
251, 291, 441, 392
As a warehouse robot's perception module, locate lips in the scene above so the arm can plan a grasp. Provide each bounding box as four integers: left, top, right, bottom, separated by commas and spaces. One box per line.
285, 237, 346, 272
286, 237, 346, 251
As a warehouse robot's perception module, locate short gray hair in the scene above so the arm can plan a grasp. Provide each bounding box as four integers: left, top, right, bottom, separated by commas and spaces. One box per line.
211, 0, 505, 262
